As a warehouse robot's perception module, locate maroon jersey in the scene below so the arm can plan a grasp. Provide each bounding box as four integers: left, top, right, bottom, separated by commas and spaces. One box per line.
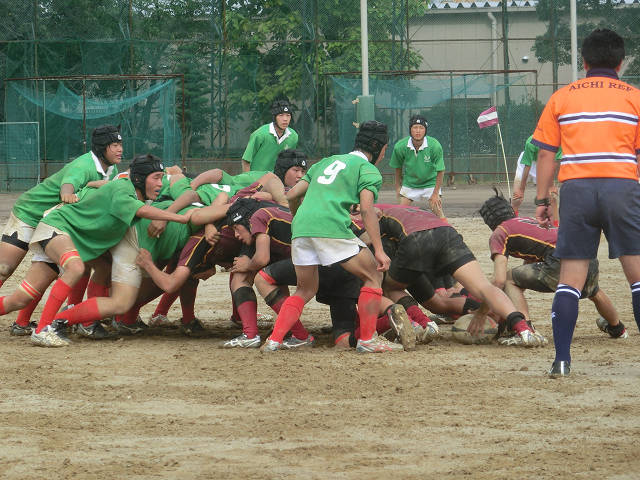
178, 225, 242, 272
376, 204, 449, 240
489, 217, 557, 262
249, 205, 292, 261
230, 181, 263, 203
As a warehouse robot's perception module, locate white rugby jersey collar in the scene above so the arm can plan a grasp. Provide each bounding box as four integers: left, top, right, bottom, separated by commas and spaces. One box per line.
349, 150, 369, 161
406, 137, 428, 152
91, 151, 115, 179
269, 122, 292, 144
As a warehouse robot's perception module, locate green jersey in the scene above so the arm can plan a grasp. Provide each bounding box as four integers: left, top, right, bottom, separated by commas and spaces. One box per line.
389, 135, 445, 189
242, 123, 298, 172
168, 176, 231, 206
292, 152, 382, 240
41, 178, 144, 262
228, 171, 267, 195
521, 135, 563, 166
136, 200, 200, 262
12, 152, 119, 227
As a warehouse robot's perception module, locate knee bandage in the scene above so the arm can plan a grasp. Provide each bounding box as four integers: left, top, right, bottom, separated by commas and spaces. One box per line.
59, 250, 81, 268
18, 280, 43, 300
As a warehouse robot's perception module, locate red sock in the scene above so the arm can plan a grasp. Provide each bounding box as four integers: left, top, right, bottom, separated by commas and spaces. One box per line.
270, 295, 305, 343
154, 291, 179, 316
376, 312, 390, 334
115, 305, 142, 326
67, 274, 90, 305
266, 292, 305, 337
15, 295, 43, 326
512, 319, 532, 335
290, 320, 309, 340
179, 280, 198, 324
358, 287, 382, 341
0, 296, 6, 316
237, 299, 258, 337
56, 298, 102, 326
180, 305, 195, 324
406, 305, 429, 328
269, 295, 287, 314
36, 279, 72, 333
87, 280, 109, 298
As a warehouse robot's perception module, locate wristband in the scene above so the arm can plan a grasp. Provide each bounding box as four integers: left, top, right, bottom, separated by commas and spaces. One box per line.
534, 197, 550, 206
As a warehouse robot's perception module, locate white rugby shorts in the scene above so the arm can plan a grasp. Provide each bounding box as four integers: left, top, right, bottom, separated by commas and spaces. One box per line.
513, 151, 537, 183
399, 185, 442, 202
2, 212, 36, 250
110, 226, 143, 288
292, 236, 366, 266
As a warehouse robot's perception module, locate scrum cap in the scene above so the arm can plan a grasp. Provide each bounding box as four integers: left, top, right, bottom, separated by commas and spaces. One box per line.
129, 154, 164, 195
354, 120, 388, 163
409, 114, 428, 130
274, 149, 308, 184
226, 197, 263, 231
91, 125, 122, 162
479, 188, 515, 230
271, 99, 292, 119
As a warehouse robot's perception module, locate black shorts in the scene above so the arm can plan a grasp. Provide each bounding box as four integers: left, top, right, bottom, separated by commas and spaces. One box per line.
557, 178, 640, 259
178, 234, 213, 275
261, 258, 362, 303
510, 255, 600, 299
389, 227, 476, 285
406, 274, 436, 303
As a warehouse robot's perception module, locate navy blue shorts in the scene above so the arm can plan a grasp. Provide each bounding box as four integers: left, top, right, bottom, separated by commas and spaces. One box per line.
556, 178, 640, 259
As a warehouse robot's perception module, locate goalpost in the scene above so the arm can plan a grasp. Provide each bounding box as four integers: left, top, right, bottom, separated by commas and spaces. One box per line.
0, 121, 40, 192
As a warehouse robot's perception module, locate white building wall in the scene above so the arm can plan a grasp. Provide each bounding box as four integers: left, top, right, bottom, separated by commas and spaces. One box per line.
409, 6, 574, 103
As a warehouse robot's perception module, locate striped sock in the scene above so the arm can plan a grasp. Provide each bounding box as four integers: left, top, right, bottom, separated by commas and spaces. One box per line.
551, 284, 580, 364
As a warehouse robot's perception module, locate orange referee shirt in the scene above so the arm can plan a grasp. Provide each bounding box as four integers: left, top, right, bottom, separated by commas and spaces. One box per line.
532, 68, 640, 182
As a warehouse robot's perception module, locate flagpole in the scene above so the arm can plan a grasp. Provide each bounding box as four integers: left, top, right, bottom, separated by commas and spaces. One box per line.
496, 123, 511, 199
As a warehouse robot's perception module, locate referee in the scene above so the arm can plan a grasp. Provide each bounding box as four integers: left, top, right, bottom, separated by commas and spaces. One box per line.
533, 29, 640, 377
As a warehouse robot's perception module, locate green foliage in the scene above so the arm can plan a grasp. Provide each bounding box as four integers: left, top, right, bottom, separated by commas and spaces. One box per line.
533, 0, 640, 75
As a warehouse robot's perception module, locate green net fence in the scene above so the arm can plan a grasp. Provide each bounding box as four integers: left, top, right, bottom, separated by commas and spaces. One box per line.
3, 0, 640, 190
0, 122, 39, 191
5, 77, 181, 174
329, 71, 539, 180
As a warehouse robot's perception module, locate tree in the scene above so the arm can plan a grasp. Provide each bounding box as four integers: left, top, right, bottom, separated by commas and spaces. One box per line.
533, 0, 640, 78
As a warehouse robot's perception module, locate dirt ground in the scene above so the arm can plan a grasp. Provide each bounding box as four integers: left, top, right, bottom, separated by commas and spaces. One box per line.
1, 185, 639, 480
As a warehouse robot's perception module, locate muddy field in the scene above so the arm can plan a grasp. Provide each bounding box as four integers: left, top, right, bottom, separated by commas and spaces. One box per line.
0, 186, 639, 479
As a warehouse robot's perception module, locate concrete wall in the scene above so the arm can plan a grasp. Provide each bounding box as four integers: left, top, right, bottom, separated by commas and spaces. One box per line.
409, 7, 574, 103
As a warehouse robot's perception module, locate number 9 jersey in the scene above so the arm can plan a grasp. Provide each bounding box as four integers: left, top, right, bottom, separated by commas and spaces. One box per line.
291, 151, 383, 240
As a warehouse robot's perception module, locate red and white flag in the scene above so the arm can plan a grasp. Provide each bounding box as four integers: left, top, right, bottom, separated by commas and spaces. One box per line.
477, 106, 499, 128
